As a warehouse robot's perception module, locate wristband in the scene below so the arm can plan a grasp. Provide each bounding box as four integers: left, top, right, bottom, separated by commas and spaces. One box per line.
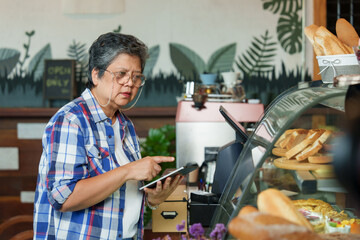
146, 196, 159, 210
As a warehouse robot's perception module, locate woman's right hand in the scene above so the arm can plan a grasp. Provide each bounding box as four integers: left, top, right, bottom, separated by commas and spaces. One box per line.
125, 156, 175, 181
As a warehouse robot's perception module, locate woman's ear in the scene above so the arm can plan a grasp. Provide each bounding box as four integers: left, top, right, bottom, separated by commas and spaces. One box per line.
91, 69, 100, 86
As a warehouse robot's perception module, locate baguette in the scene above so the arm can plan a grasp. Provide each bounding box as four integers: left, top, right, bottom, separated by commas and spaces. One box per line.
336, 18, 360, 48
314, 26, 350, 55
228, 211, 322, 240
257, 188, 313, 230
305, 24, 325, 56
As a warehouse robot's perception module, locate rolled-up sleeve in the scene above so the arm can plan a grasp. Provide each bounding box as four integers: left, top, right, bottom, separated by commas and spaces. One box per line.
45, 114, 88, 210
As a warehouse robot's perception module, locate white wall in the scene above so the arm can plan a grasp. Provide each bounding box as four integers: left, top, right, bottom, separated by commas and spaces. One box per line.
0, 0, 314, 77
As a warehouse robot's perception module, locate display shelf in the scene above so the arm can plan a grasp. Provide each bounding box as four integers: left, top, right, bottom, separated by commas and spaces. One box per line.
209, 80, 360, 237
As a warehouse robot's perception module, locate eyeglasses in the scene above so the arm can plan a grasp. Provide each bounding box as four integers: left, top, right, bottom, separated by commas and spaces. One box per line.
102, 69, 146, 87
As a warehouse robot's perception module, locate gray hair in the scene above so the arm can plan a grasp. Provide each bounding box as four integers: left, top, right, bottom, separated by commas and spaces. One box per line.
87, 32, 148, 89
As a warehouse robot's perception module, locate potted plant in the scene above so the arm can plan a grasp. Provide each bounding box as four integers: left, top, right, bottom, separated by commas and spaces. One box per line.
140, 124, 176, 227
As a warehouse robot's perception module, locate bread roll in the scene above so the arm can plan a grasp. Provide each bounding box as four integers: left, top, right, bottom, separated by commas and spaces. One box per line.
336, 18, 360, 48
314, 26, 350, 55
228, 211, 322, 240
257, 188, 313, 230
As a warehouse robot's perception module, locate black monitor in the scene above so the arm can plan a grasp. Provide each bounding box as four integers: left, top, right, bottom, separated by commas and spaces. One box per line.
211, 106, 250, 196
219, 105, 248, 143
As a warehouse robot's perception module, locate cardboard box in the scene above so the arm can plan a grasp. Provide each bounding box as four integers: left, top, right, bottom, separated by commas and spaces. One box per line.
152, 182, 188, 232
317, 54, 360, 83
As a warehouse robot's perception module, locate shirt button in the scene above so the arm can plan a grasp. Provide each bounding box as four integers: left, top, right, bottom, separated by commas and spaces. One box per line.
120, 208, 124, 212
108, 135, 112, 138
118, 233, 121, 237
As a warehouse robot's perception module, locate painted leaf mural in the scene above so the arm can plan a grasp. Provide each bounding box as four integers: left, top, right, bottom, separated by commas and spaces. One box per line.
0, 48, 21, 77
28, 43, 52, 81
236, 30, 277, 77
277, 12, 302, 54
207, 43, 237, 73
262, 0, 301, 14
169, 43, 206, 81
143, 45, 160, 77
263, 0, 302, 55
67, 40, 88, 82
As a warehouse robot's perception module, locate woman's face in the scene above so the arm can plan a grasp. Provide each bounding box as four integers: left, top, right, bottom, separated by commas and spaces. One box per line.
91, 53, 142, 110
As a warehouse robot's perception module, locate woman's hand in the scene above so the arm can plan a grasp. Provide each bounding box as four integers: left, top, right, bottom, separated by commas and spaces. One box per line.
125, 156, 175, 181
144, 174, 185, 206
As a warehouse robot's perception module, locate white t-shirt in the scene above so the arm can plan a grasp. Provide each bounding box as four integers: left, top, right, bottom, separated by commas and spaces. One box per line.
112, 119, 143, 238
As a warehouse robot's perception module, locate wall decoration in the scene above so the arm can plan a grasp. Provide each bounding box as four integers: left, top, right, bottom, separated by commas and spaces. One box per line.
262, 0, 302, 55
0, 1, 311, 108
0, 30, 52, 107
169, 43, 236, 82
236, 30, 277, 78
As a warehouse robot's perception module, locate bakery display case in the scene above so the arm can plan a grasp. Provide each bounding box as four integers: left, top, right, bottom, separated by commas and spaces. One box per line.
210, 78, 360, 237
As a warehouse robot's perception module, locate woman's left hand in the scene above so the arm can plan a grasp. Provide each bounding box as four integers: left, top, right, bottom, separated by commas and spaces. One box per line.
143, 174, 185, 206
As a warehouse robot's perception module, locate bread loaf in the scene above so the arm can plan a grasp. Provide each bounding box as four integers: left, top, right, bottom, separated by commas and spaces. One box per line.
228, 211, 322, 240
257, 188, 313, 230
238, 205, 258, 216
314, 26, 351, 55
336, 18, 360, 48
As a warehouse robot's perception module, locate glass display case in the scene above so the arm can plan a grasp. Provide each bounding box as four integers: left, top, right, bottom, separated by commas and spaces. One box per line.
210, 79, 360, 236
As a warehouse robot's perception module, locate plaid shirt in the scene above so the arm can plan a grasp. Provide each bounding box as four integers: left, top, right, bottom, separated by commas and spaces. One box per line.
33, 88, 144, 240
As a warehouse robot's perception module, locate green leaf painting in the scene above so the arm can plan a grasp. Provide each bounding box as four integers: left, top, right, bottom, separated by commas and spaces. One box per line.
236, 30, 277, 77
143, 45, 160, 78
0, 48, 21, 77
67, 40, 87, 62
263, 0, 302, 54
67, 40, 88, 83
207, 43, 236, 74
262, 0, 302, 14
169, 43, 206, 81
28, 43, 52, 81
277, 12, 302, 54
169, 42, 236, 81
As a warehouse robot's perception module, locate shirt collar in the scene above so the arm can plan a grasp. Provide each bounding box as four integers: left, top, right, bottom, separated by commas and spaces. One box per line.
81, 88, 109, 124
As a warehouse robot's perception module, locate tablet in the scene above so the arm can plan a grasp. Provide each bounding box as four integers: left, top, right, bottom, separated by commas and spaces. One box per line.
139, 164, 198, 190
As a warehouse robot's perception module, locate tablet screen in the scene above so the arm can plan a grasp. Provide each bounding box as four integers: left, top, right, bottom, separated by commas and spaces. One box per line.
139, 164, 198, 190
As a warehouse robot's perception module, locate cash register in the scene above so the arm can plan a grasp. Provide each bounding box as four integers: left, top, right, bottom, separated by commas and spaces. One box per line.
189, 105, 251, 226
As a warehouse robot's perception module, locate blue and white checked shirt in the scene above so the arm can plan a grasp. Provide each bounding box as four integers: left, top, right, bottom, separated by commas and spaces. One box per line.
33, 88, 144, 240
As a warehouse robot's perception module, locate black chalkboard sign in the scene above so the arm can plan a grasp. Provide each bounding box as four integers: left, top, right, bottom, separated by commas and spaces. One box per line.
43, 59, 76, 101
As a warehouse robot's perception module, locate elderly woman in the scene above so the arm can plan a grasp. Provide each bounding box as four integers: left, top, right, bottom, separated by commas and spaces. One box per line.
33, 32, 183, 240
